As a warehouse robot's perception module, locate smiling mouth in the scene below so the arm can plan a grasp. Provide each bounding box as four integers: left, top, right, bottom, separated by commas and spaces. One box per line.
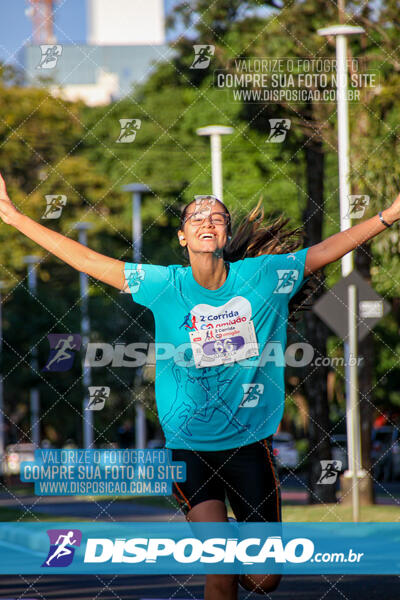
198, 233, 216, 240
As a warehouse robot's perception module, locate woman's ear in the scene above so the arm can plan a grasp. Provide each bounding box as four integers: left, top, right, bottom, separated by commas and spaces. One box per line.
178, 230, 186, 246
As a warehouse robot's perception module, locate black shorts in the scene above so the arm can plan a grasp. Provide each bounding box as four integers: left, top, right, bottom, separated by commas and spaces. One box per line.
169, 436, 281, 522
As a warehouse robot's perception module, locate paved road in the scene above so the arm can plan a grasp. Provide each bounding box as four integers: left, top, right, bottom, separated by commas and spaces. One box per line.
2, 474, 399, 512
1, 476, 399, 517
0, 573, 398, 599
0, 495, 185, 521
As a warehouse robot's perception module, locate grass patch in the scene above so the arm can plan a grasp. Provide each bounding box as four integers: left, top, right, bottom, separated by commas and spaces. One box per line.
0, 482, 35, 496
71, 494, 177, 510
282, 504, 400, 522
0, 507, 90, 521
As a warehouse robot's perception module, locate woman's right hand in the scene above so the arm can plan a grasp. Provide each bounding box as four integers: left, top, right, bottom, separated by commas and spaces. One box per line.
0, 173, 21, 225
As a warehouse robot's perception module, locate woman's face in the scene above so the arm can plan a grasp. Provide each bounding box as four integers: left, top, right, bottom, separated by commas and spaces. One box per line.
178, 198, 230, 258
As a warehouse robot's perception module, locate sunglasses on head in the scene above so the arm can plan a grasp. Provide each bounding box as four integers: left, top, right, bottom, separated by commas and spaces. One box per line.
193, 194, 220, 202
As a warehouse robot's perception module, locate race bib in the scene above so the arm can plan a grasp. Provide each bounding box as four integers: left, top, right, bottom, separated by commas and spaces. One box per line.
187, 297, 259, 368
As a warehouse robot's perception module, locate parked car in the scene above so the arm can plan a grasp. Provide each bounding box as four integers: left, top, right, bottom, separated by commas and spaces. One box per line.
371, 426, 400, 482
146, 438, 165, 449
272, 432, 299, 471
1, 443, 35, 476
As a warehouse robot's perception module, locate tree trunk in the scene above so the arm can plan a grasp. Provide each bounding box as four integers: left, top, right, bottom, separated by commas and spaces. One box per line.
302, 136, 336, 503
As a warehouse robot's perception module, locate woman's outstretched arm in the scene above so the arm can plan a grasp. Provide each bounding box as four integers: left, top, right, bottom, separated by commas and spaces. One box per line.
304, 196, 400, 275
0, 173, 126, 291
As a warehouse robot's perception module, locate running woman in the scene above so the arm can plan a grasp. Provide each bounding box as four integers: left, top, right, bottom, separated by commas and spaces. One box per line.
0, 174, 399, 598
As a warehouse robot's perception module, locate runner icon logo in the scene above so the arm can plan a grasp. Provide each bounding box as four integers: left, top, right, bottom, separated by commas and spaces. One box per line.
37, 45, 63, 69
266, 119, 291, 143
274, 270, 299, 294
42, 195, 67, 220
345, 195, 370, 219
42, 334, 81, 372
317, 460, 342, 484
190, 45, 215, 69
42, 529, 82, 567
124, 265, 145, 294
86, 386, 110, 410
116, 119, 142, 143
179, 311, 198, 330
239, 383, 264, 407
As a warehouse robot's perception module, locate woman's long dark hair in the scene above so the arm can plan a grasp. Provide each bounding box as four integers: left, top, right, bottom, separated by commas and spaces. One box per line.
180, 198, 321, 323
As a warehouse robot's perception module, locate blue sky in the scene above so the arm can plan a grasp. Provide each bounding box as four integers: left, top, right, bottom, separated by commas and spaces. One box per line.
0, 0, 85, 65
0, 0, 176, 66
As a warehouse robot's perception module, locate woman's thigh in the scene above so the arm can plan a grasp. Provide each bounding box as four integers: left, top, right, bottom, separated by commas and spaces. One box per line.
170, 447, 226, 517
187, 498, 228, 522
221, 436, 282, 522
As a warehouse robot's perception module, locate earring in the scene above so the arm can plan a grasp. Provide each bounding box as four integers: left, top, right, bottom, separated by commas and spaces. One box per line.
179, 235, 185, 241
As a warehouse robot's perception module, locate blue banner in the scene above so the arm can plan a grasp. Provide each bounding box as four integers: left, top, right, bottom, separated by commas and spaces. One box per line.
0, 522, 399, 574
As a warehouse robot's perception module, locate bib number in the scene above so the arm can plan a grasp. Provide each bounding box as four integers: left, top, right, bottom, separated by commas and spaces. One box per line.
189, 321, 259, 368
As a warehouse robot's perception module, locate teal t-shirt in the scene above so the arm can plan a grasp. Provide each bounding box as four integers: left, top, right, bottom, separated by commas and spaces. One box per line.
124, 248, 309, 451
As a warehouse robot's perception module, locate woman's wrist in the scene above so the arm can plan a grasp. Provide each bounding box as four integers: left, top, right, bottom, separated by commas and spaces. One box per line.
9, 209, 23, 229
381, 207, 399, 226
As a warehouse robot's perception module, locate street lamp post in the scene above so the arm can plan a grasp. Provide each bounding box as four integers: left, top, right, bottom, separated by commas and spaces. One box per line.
23, 255, 41, 448
318, 24, 365, 519
318, 25, 364, 276
73, 223, 93, 449
196, 125, 234, 201
121, 184, 151, 449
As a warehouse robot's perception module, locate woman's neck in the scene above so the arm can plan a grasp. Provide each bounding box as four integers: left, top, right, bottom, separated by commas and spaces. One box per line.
190, 254, 228, 290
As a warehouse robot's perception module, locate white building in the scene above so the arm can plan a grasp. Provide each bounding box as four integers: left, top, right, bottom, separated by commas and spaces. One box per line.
88, 0, 166, 45
24, 0, 171, 105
